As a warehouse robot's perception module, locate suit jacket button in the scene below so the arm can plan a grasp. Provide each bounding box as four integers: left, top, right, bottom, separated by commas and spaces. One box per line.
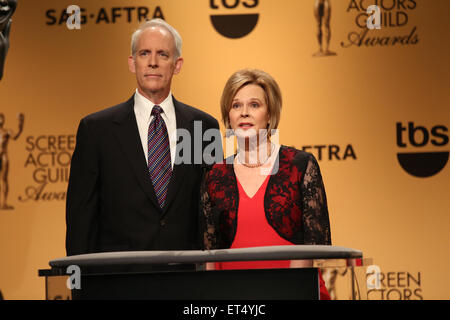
160, 220, 166, 227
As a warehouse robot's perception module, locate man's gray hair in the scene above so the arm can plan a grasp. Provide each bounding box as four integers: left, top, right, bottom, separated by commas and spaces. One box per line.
131, 18, 182, 60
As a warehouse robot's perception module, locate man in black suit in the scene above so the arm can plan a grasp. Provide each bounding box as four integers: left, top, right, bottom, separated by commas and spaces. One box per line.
66, 19, 220, 256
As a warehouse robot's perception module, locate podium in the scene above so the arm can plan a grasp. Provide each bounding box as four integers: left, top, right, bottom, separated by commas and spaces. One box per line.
38, 245, 370, 300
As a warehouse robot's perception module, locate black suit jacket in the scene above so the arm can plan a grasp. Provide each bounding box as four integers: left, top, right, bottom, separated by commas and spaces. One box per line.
66, 95, 220, 256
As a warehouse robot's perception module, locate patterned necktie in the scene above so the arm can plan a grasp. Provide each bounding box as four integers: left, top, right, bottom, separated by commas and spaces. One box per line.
148, 105, 172, 209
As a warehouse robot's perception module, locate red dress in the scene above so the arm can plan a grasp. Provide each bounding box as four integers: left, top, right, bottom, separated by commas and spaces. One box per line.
215, 175, 331, 300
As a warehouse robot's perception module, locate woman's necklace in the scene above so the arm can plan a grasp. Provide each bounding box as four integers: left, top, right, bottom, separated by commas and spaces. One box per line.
237, 143, 275, 168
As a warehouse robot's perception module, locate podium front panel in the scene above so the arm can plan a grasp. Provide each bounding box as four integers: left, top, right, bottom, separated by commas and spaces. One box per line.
71, 268, 319, 300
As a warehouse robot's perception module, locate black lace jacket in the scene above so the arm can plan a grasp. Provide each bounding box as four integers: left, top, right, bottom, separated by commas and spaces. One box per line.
201, 145, 332, 250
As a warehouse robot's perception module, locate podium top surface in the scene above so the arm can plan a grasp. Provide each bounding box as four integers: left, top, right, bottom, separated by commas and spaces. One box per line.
49, 245, 362, 268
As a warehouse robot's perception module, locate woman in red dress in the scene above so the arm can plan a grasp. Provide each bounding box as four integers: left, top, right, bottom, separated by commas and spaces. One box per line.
201, 69, 332, 300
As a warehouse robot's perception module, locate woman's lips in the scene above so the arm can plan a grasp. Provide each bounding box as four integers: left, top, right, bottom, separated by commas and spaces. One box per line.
238, 123, 254, 130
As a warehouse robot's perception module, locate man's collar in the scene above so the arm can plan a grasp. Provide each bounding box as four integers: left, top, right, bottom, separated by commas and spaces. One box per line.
134, 89, 175, 122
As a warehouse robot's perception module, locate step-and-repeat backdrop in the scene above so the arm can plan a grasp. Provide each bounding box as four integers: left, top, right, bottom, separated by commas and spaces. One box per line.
0, 0, 448, 299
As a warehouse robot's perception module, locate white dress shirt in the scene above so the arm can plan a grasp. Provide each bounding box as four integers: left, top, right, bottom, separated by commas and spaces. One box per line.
134, 89, 177, 168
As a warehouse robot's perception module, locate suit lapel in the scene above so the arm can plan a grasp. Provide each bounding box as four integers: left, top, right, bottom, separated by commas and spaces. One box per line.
112, 96, 161, 211
162, 96, 194, 217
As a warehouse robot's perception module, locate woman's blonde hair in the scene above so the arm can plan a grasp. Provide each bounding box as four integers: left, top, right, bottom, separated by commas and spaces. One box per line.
220, 69, 282, 134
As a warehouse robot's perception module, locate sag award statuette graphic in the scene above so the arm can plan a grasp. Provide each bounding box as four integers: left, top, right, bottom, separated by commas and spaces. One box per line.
0, 113, 24, 210
0, 0, 17, 80
313, 0, 336, 57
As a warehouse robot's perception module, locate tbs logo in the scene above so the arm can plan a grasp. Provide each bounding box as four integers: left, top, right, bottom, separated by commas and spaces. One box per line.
210, 0, 259, 39
396, 122, 449, 178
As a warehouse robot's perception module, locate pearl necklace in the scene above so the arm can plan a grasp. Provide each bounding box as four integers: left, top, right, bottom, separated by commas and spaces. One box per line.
237, 143, 275, 168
